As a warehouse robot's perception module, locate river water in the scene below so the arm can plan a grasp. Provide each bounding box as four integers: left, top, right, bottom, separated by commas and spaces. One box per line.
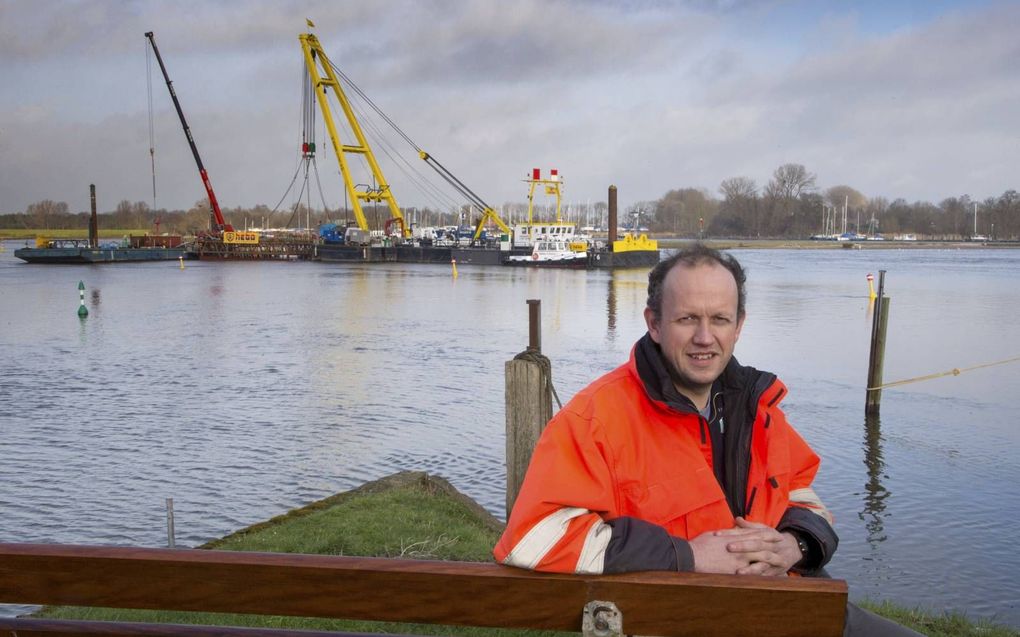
1, 240, 1018, 626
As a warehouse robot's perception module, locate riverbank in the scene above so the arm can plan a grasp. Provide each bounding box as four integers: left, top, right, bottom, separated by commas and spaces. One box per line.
34, 472, 1018, 636
5, 227, 1017, 250
657, 238, 1020, 250
0, 228, 148, 241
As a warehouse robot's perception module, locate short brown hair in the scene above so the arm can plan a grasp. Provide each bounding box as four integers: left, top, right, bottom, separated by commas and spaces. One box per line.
646, 243, 747, 322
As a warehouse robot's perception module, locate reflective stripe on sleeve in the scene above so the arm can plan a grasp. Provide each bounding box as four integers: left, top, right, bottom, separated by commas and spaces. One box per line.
575, 517, 612, 574
501, 507, 592, 570
789, 487, 834, 525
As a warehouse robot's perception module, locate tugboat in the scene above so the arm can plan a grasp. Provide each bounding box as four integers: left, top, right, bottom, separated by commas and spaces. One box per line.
505, 238, 588, 268
504, 168, 589, 267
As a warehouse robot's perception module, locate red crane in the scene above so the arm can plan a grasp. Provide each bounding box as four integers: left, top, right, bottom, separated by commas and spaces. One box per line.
145, 31, 233, 233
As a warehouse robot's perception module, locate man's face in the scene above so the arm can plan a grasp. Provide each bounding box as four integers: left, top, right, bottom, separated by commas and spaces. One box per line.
643, 261, 744, 405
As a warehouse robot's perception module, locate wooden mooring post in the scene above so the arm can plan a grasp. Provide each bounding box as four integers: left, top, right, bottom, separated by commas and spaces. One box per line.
865, 270, 891, 415
505, 299, 553, 519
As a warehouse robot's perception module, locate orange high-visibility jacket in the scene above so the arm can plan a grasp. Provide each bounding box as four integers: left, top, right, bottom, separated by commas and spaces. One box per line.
494, 342, 835, 574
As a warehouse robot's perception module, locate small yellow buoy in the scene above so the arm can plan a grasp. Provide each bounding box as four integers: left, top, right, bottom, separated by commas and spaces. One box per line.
179, 256, 185, 270
451, 258, 458, 279
866, 273, 876, 301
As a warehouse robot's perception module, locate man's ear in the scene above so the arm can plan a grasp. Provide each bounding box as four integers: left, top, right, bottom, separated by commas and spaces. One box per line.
644, 306, 661, 343
734, 313, 745, 342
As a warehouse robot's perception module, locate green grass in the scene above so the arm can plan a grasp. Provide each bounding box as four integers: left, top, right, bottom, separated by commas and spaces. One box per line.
205, 484, 501, 561
858, 600, 1019, 637
37, 473, 571, 636
0, 228, 148, 240
33, 472, 1019, 636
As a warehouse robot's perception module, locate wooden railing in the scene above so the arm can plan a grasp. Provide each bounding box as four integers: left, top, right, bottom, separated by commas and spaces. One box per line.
0, 543, 847, 637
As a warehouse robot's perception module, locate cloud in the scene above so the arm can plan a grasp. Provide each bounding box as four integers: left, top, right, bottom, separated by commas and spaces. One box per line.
1, 0, 1016, 215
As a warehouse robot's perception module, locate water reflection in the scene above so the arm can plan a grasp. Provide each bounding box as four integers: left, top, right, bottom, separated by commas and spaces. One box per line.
606, 271, 618, 342
860, 414, 890, 546
3, 249, 1020, 627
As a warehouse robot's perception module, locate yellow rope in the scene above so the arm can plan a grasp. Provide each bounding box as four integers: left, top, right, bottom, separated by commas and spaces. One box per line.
868, 355, 1020, 391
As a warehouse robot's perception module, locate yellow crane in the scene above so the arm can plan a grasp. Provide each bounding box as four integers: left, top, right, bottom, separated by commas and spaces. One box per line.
418, 150, 512, 241
299, 28, 511, 243
299, 33, 407, 237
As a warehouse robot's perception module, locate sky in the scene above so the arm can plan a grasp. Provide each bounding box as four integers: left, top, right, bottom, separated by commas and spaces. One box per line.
1, 0, 1017, 215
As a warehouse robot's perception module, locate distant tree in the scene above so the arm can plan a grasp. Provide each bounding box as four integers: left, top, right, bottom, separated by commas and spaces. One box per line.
592, 201, 608, 229
861, 197, 893, 234
720, 177, 758, 200
25, 200, 69, 229
707, 210, 747, 237
249, 204, 273, 229
624, 202, 655, 231
761, 164, 817, 236
186, 198, 212, 233
824, 185, 867, 210
653, 188, 717, 236
765, 164, 816, 200
934, 194, 966, 237
791, 193, 825, 237
497, 202, 528, 226
717, 177, 759, 237
820, 186, 867, 235
108, 200, 150, 230
989, 190, 1019, 239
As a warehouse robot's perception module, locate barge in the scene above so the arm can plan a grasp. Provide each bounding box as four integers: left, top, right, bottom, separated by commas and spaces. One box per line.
15, 240, 189, 264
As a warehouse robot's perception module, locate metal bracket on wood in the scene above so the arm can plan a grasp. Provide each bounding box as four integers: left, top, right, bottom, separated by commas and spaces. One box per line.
583, 600, 623, 637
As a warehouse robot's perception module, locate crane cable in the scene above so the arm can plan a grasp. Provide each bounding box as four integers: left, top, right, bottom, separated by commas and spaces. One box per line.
867, 355, 1020, 391
327, 60, 496, 213
330, 64, 459, 212
272, 63, 332, 223
145, 40, 156, 210
342, 89, 460, 213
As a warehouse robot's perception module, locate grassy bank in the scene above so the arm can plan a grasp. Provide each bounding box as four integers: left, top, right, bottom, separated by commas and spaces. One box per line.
36, 472, 1017, 636
0, 228, 148, 240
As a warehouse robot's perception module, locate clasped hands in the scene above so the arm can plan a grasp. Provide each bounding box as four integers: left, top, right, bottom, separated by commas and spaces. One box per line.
689, 516, 801, 577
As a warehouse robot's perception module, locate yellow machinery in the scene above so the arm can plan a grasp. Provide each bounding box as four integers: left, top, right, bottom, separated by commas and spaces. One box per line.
299, 33, 408, 237
299, 29, 514, 244
525, 168, 564, 224
417, 151, 512, 242
515, 168, 580, 249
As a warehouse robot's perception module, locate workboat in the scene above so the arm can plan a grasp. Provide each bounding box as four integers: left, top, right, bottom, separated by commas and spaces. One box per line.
14, 237, 189, 264
14, 181, 189, 264
505, 239, 588, 268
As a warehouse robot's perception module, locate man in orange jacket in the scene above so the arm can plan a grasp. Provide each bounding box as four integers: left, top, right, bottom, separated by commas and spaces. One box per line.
494, 244, 920, 636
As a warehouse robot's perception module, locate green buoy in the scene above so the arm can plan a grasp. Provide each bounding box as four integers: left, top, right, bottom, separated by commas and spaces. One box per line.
77, 280, 88, 317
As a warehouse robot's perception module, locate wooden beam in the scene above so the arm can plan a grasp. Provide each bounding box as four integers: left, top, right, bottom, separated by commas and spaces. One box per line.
0, 544, 847, 637
0, 618, 389, 637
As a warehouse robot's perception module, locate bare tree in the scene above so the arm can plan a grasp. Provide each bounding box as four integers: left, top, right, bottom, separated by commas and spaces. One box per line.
715, 177, 759, 236
765, 164, 817, 200
132, 201, 150, 230
186, 198, 212, 233
719, 177, 758, 200
654, 188, 717, 235
624, 202, 655, 231
25, 200, 69, 229
760, 164, 816, 236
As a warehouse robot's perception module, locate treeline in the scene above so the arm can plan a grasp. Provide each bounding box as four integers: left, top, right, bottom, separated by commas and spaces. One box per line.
629, 164, 1019, 240
4, 164, 1018, 240
0, 199, 468, 235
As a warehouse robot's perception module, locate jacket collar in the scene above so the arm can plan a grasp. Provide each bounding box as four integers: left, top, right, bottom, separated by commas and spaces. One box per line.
632, 332, 773, 416
634, 332, 691, 409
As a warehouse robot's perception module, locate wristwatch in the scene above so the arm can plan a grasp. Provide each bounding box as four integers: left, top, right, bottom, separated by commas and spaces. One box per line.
793, 533, 810, 563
